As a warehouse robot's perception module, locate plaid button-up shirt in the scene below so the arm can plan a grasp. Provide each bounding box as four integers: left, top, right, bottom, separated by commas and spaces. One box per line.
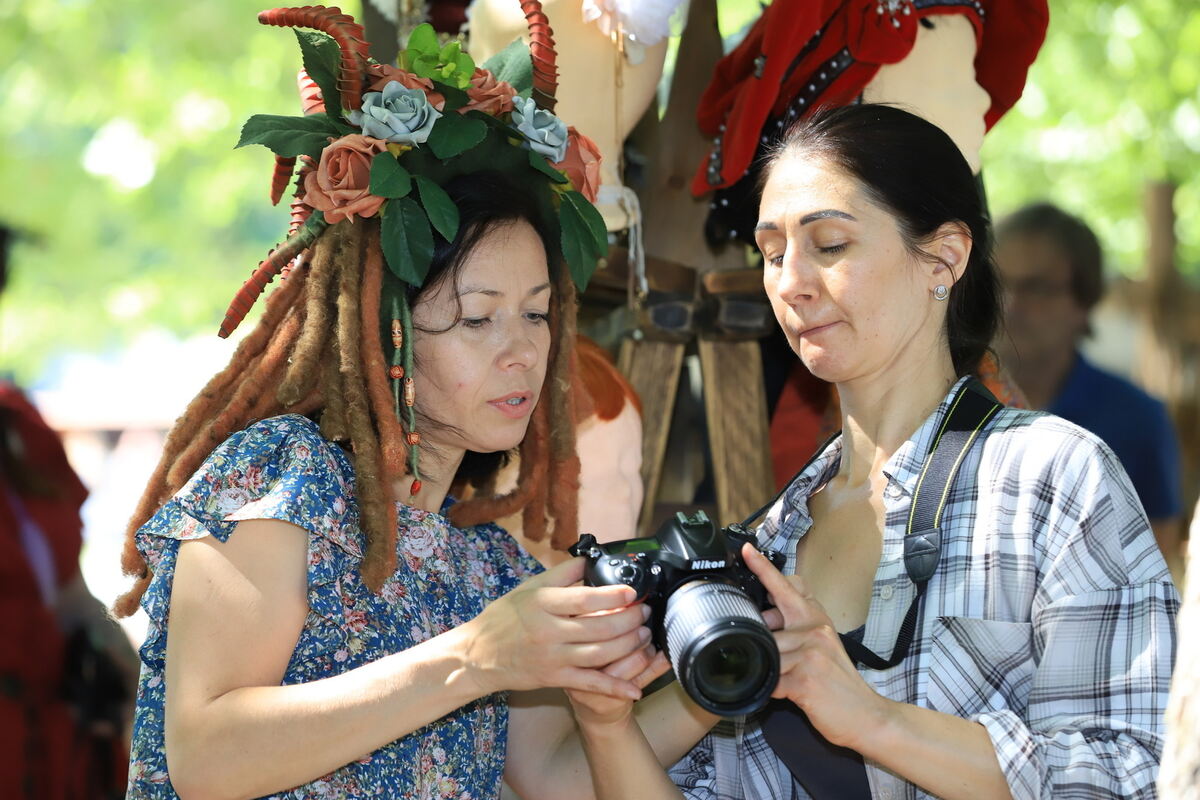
669, 378, 1179, 799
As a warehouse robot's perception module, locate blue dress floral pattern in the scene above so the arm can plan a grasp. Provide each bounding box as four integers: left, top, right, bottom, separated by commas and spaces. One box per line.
126, 415, 543, 799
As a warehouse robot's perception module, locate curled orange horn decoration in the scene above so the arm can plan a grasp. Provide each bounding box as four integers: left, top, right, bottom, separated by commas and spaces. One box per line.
257, 6, 371, 111
520, 0, 558, 113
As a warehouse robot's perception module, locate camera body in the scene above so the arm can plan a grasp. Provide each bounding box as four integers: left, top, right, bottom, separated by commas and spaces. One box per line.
570, 510, 785, 716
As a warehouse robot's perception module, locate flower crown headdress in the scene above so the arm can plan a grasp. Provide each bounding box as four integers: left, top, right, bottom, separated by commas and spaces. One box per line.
219, 3, 607, 495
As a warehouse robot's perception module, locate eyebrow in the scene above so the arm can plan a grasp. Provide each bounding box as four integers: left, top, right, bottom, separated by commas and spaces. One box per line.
754, 209, 858, 233
457, 282, 552, 298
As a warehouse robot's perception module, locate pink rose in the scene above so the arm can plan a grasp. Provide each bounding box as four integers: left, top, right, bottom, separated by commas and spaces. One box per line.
303, 135, 388, 223
365, 64, 445, 111
462, 68, 517, 115
553, 127, 603, 203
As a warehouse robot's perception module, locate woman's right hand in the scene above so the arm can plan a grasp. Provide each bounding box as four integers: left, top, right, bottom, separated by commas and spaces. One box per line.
459, 557, 652, 700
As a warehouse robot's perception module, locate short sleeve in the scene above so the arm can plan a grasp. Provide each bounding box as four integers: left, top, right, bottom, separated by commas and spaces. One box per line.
464, 520, 544, 602
134, 415, 360, 670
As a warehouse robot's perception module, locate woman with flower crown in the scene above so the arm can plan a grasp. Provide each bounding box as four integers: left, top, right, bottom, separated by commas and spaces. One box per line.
115, 6, 713, 799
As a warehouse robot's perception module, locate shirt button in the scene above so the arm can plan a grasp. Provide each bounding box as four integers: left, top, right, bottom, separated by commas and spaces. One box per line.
880, 791, 893, 800
885, 483, 902, 499
880, 585, 895, 601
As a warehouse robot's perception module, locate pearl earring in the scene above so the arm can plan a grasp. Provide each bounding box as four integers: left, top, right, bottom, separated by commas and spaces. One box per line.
933, 285, 949, 301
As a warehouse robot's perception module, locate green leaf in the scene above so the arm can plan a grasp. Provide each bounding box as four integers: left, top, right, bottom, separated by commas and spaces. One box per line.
428, 113, 488, 159
562, 190, 608, 257
235, 113, 343, 158
527, 148, 569, 183
294, 30, 343, 120
455, 52, 475, 80
432, 81, 470, 112
406, 23, 439, 59
381, 196, 434, 285
481, 38, 533, 95
369, 153, 412, 198
413, 175, 459, 242
558, 197, 596, 291
410, 55, 438, 80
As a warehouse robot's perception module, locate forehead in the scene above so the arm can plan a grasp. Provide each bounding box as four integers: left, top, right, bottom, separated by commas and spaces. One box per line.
455, 220, 550, 291
758, 152, 867, 223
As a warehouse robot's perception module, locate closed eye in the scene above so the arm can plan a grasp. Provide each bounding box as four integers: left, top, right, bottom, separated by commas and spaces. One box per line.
461, 317, 491, 329
817, 243, 846, 255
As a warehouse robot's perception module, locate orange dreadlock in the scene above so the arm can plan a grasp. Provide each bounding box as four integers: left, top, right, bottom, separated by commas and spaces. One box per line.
115, 217, 580, 617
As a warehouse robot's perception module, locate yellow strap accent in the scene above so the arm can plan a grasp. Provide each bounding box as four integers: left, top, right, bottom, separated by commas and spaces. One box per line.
932, 404, 1001, 526
905, 389, 969, 532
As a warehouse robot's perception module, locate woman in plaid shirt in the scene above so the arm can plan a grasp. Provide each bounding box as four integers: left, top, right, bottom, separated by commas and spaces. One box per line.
568, 104, 1179, 799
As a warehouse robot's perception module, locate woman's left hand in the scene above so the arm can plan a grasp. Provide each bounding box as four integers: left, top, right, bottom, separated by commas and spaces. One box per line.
566, 631, 671, 729
742, 544, 894, 751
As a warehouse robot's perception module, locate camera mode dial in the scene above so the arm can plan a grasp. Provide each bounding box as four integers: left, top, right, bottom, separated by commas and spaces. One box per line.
588, 556, 653, 600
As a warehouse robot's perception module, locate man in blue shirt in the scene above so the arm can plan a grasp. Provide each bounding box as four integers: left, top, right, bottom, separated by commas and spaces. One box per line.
995, 202, 1184, 582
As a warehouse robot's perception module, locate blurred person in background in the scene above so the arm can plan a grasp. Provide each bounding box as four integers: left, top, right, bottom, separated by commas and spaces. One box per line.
995, 202, 1185, 581
0, 224, 140, 799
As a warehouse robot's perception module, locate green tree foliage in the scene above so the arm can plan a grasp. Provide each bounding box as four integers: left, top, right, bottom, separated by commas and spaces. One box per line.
0, 0, 360, 383
982, 0, 1200, 278
1, 0, 1194, 385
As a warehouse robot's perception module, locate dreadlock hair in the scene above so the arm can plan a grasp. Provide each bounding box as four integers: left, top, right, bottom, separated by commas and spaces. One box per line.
115, 169, 582, 617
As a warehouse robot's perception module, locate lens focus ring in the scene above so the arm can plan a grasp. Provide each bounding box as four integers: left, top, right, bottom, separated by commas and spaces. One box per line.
662, 580, 780, 716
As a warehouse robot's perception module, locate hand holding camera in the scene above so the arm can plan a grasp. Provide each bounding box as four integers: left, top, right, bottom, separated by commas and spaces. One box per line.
570, 510, 786, 717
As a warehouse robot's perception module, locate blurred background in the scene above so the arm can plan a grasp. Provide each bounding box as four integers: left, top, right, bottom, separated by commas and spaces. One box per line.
0, 0, 1197, 793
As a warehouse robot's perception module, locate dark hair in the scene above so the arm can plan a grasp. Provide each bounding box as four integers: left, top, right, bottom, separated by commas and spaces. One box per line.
764, 104, 1002, 377
995, 201, 1104, 314
408, 169, 560, 483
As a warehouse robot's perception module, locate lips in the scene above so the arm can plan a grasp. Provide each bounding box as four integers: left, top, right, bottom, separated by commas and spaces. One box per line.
487, 391, 535, 419
799, 320, 840, 337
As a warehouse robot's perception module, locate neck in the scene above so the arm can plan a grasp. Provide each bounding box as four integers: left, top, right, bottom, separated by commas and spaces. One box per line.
835, 346, 958, 488
1007, 346, 1076, 410
395, 442, 465, 514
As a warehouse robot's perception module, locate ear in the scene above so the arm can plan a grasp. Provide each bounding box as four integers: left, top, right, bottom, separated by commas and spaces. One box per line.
924, 222, 973, 289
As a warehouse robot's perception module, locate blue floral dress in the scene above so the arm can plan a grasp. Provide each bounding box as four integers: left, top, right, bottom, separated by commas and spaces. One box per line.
126, 415, 543, 799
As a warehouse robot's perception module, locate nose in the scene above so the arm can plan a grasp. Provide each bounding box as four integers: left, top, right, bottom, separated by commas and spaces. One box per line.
498, 321, 539, 372
769, 250, 816, 308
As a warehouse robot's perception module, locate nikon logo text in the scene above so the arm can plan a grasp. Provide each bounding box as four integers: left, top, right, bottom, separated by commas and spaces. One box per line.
691, 559, 726, 569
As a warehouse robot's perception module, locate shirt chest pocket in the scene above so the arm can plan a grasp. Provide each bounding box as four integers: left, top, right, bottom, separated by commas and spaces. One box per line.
925, 616, 1034, 719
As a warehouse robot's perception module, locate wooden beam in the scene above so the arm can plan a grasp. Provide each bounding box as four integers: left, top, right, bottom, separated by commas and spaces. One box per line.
618, 338, 686, 535
697, 338, 774, 524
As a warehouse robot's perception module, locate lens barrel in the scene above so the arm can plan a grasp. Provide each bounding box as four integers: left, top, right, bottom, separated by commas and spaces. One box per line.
662, 579, 779, 716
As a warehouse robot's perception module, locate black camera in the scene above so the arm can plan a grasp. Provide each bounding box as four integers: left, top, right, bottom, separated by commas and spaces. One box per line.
570, 510, 785, 716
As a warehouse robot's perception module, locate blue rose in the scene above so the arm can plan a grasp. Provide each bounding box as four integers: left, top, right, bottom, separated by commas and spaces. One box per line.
347, 82, 441, 145
510, 96, 568, 163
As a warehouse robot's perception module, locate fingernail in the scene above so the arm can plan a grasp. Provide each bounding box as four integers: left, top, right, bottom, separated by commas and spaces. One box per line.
638, 626, 651, 643
641, 604, 652, 620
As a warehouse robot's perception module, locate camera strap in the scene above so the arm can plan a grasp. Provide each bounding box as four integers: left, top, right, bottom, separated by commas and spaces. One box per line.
743, 378, 1002, 671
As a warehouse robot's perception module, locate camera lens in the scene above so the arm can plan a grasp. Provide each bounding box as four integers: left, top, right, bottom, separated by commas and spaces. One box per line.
693, 637, 766, 704
663, 580, 779, 716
